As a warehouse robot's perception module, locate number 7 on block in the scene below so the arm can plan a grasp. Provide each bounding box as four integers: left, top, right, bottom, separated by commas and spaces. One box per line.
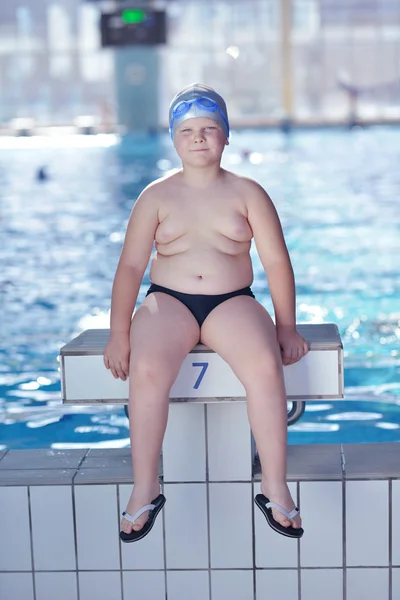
192, 362, 209, 389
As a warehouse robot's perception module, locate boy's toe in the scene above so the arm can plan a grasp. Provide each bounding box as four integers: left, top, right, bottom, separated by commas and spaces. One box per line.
121, 518, 132, 534
291, 515, 302, 529
120, 513, 148, 534
272, 510, 290, 527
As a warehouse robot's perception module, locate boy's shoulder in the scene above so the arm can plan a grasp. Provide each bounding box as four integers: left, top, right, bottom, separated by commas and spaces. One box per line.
225, 170, 270, 199
142, 170, 180, 196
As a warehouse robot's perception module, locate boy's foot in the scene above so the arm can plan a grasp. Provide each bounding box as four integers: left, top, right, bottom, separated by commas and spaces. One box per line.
120, 482, 161, 535
260, 481, 302, 530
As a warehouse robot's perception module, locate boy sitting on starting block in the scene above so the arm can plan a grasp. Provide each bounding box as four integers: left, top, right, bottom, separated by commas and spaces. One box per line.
104, 84, 308, 543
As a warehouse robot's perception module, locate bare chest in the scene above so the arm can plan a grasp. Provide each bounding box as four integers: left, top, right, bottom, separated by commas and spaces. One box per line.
155, 194, 253, 244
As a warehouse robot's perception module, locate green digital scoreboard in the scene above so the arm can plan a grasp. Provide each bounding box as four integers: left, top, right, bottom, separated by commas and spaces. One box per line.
100, 9, 166, 47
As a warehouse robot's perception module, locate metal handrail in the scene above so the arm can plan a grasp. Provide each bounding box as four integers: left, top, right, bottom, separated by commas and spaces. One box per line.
124, 401, 306, 426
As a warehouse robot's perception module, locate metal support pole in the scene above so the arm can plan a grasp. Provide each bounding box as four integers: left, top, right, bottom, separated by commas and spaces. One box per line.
113, 0, 161, 133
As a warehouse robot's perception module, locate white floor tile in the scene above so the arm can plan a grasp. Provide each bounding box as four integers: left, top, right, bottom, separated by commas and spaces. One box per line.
35, 572, 78, 600
256, 570, 298, 600
163, 404, 206, 482
30, 486, 76, 570
211, 570, 253, 600
207, 403, 252, 481
392, 480, 400, 565
254, 481, 298, 568
0, 573, 34, 600
346, 568, 389, 600
164, 483, 209, 569
393, 568, 400, 600
0, 486, 31, 570
79, 571, 122, 600
74, 484, 120, 570
346, 481, 389, 566
119, 484, 165, 570
167, 570, 209, 600
301, 569, 343, 600
123, 571, 165, 600
209, 483, 253, 568
300, 482, 343, 567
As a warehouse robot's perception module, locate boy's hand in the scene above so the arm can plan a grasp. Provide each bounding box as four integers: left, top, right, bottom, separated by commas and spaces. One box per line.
104, 332, 130, 380
276, 326, 309, 366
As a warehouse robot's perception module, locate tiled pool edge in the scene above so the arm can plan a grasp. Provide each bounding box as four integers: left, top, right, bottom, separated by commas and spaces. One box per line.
0, 443, 399, 600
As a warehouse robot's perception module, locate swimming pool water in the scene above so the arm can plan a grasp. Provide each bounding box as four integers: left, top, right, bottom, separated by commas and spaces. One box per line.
1, 127, 399, 449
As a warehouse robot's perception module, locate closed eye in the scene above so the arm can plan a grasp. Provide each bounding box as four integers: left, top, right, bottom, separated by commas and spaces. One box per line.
180, 127, 217, 133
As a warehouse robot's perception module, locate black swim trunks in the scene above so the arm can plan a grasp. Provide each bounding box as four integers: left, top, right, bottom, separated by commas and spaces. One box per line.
146, 283, 255, 327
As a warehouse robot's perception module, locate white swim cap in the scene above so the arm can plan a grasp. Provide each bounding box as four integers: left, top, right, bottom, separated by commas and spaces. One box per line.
169, 83, 230, 140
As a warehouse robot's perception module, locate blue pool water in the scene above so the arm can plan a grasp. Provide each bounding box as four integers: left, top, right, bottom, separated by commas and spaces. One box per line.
1, 127, 399, 450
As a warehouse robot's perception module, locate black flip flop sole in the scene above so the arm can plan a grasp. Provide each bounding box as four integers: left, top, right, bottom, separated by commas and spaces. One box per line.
120, 494, 166, 543
254, 494, 304, 539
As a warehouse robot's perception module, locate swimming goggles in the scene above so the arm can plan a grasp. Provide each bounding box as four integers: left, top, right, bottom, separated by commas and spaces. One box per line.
169, 96, 230, 137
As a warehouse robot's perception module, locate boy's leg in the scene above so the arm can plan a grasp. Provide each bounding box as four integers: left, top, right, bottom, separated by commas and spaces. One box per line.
121, 292, 200, 534
200, 295, 302, 530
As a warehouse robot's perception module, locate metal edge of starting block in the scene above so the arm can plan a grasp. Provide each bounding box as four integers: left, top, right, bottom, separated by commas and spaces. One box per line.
59, 324, 343, 355
59, 324, 344, 406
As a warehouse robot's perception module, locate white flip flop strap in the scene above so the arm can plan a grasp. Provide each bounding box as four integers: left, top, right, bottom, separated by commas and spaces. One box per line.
122, 503, 155, 524
266, 501, 299, 520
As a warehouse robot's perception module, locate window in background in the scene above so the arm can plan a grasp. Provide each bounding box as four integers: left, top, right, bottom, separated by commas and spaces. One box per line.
162, 0, 282, 126
292, 0, 400, 122
0, 0, 116, 126
48, 3, 73, 78
0, 0, 398, 127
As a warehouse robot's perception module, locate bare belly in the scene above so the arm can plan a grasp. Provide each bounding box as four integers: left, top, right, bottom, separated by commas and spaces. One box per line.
149, 247, 254, 294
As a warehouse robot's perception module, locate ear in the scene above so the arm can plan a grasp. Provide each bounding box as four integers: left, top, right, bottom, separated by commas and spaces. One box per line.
225, 138, 230, 146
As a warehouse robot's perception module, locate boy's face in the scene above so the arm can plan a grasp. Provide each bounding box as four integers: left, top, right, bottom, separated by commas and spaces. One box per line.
173, 116, 229, 165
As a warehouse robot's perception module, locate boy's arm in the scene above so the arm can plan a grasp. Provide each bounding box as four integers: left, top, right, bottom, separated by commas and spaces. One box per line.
246, 181, 296, 330
245, 180, 308, 365
110, 186, 160, 336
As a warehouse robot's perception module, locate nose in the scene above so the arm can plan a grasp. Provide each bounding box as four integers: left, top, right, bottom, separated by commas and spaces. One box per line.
193, 130, 205, 143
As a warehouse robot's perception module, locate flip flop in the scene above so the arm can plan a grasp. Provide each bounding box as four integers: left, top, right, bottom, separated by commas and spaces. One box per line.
254, 493, 304, 539
120, 494, 166, 543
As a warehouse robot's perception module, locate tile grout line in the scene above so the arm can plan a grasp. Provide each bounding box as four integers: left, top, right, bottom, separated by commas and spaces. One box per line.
160, 459, 168, 599
10, 566, 395, 571
27, 486, 37, 600
341, 444, 347, 600
342, 480, 347, 600
71, 459, 85, 600
71, 450, 90, 599
251, 435, 257, 600
250, 462, 257, 600
251, 477, 256, 600
204, 404, 213, 600
71, 479, 81, 600
77, 450, 90, 470
342, 565, 393, 570
297, 481, 301, 600
1, 566, 392, 573
389, 479, 392, 600
116, 485, 124, 600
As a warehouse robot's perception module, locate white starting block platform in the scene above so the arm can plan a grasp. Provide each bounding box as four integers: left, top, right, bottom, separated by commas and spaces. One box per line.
60, 323, 343, 404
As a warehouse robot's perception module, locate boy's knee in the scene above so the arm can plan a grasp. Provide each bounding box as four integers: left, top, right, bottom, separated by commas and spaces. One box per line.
239, 350, 282, 387
130, 355, 175, 386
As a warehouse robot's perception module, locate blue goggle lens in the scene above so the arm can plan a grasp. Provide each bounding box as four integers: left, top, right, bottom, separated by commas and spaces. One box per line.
172, 97, 218, 118
169, 96, 229, 139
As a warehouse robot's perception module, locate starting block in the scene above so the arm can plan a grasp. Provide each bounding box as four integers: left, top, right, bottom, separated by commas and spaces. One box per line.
60, 323, 343, 405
